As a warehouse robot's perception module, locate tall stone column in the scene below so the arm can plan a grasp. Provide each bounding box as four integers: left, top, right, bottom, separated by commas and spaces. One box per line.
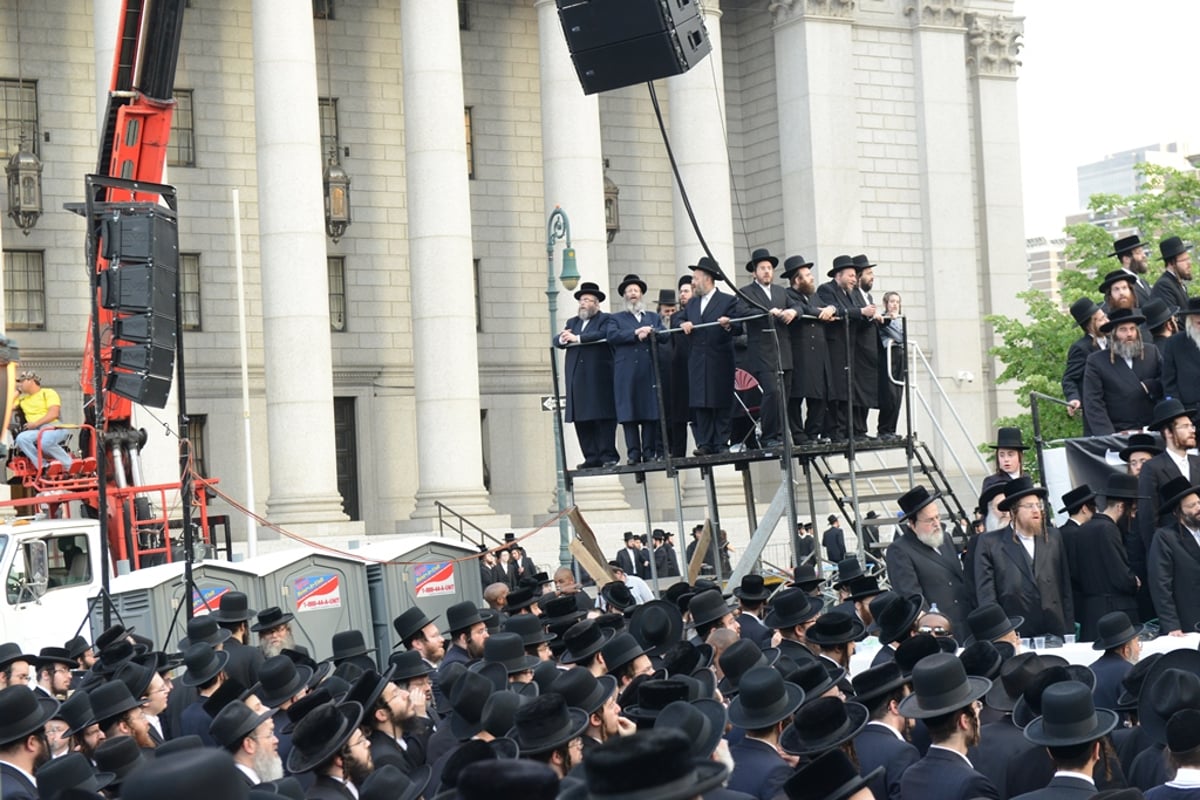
907, 0, 986, 457
771, 0, 861, 257
93, 0, 120, 132
402, 0, 496, 520
536, 0, 628, 512
251, 2, 353, 532
967, 11, 1026, 424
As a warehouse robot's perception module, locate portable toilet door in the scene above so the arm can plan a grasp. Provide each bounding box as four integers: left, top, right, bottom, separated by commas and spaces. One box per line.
188, 559, 270, 617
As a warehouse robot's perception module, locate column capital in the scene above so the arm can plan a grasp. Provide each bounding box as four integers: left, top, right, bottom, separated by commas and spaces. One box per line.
769, 0, 855, 28
903, 0, 966, 30
966, 12, 1024, 78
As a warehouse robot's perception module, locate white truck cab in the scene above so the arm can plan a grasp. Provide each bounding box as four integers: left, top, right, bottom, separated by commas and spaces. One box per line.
0, 517, 106, 652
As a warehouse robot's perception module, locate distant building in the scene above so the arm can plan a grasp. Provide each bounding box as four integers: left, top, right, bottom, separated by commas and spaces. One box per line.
1025, 236, 1070, 300
1076, 143, 1191, 210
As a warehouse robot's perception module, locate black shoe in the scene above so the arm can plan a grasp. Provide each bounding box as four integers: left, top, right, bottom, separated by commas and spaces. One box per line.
601, 459, 619, 468
576, 459, 600, 470
693, 446, 713, 457
626, 457, 640, 466
761, 437, 784, 448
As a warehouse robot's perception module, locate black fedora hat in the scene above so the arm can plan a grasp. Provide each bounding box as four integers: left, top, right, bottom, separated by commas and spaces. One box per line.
481, 632, 540, 674
959, 640, 1004, 681
617, 274, 648, 296
89, 679, 144, 724
851, 253, 876, 271
250, 606, 295, 633
392, 606, 439, 645
346, 665, 397, 721
1099, 268, 1138, 296
897, 486, 940, 522
1143, 298, 1179, 332
212, 592, 257, 624
988, 426, 1028, 451
57, 686, 96, 738
1024, 680, 1118, 747
654, 698, 727, 760
787, 659, 843, 703
1149, 397, 1196, 432
502, 613, 555, 647
561, 728, 727, 800
124, 749, 247, 800
624, 679, 694, 727
965, 603, 1023, 644
1069, 297, 1103, 330
845, 575, 885, 603
446, 601, 485, 635
782, 255, 814, 279
36, 751, 114, 800
64, 635, 92, 662
659, 640, 714, 677
387, 649, 435, 681
456, 758, 556, 800
686, 589, 734, 627
1101, 472, 1144, 502
573, 281, 606, 303
789, 563, 823, 591
94, 734, 149, 788
805, 611, 865, 647
178, 616, 233, 650
628, 600, 684, 657
1159, 475, 1200, 515
732, 574, 773, 603
984, 652, 1043, 712
1167, 708, 1200, 754
252, 654, 313, 708
1160, 235, 1193, 261
717, 639, 770, 696
601, 633, 647, 674
599, 582, 636, 613
509, 692, 589, 755
286, 699, 364, 773
745, 247, 780, 273
1180, 296, 1200, 317
114, 658, 155, 700
679, 273, 695, 289
37, 646, 77, 670
362, 764, 431, 800
656, 289, 676, 307
1012, 663, 1084, 729
506, 586, 541, 613
1111, 234, 1148, 257
693, 257, 724, 280
282, 686, 336, 734
898, 652, 991, 719
1092, 611, 1143, 651
0, 642, 36, 672
1115, 652, 1162, 712
875, 593, 925, 645
1119, 432, 1163, 462
1058, 484, 1097, 515
1139, 650, 1200, 745
827, 254, 856, 278
179, 642, 230, 687
541, 594, 587, 627
1100, 306, 1146, 333
728, 666, 805, 729
0, 684, 60, 744
560, 620, 615, 665
894, 633, 943, 677
851, 661, 909, 708
94, 640, 139, 675
996, 476, 1047, 513
448, 669, 495, 740
764, 588, 824, 629
782, 748, 884, 800
328, 629, 377, 665
780, 696, 869, 756
831, 557, 868, 588
93, 624, 135, 653
551, 668, 617, 716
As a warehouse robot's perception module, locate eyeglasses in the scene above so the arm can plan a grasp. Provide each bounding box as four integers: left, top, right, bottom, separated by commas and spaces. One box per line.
918, 626, 951, 637
1014, 502, 1042, 511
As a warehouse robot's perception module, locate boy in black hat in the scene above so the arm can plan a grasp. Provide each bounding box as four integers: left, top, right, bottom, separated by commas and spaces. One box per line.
556, 280, 619, 469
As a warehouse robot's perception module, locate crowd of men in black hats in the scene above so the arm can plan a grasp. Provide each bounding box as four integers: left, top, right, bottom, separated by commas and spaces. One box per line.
7, 518, 1200, 800
555, 248, 907, 468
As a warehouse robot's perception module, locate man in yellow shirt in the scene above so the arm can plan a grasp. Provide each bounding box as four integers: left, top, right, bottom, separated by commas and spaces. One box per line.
13, 371, 73, 469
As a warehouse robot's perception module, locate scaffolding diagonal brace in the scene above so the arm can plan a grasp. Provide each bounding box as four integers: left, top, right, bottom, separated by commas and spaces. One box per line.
726, 479, 792, 589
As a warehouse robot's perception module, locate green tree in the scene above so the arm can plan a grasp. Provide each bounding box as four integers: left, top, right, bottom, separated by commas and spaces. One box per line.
984, 164, 1200, 475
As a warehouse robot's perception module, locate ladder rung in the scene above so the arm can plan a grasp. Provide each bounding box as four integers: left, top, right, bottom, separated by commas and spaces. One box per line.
823, 466, 925, 482
840, 491, 906, 505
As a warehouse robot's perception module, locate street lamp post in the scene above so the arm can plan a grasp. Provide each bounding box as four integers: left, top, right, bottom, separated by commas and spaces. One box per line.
546, 207, 580, 568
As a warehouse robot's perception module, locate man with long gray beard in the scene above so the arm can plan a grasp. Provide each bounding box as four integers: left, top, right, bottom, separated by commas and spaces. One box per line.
254, 607, 305, 659
556, 281, 619, 468
1072, 474, 1141, 641
1162, 297, 1200, 411
1081, 307, 1162, 435
210, 701, 281, 785
604, 274, 664, 464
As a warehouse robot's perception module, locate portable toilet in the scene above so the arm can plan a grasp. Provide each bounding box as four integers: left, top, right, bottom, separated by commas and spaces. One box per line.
189, 559, 271, 616
356, 536, 481, 654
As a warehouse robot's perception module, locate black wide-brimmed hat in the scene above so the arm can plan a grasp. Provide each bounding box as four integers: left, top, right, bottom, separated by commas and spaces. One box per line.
851, 254, 876, 271
178, 616, 233, 650
959, 641, 1004, 681
1024, 680, 1118, 747
845, 575, 886, 605
114, 658, 155, 700
965, 603, 1023, 644
832, 557, 871, 589
780, 696, 869, 756
0, 684, 59, 743
617, 274, 648, 296
1167, 708, 1200, 754
1099, 269, 1138, 296
732, 574, 773, 603
449, 669, 495, 740
1058, 485, 1097, 515
502, 613, 555, 647
782, 255, 814, 279
574, 281, 606, 303
727, 667, 805, 730
250, 606, 294, 633
446, 601, 485, 635
789, 563, 823, 591
560, 620, 615, 665
1119, 432, 1163, 462
1115, 652, 1162, 712
786, 659, 843, 703
988, 427, 1028, 451
1149, 397, 1196, 432
1092, 611, 1144, 652
1012, 663, 1093, 729
1160, 235, 1193, 261
1139, 650, 1200, 745
392, 606, 439, 645
763, 588, 824, 629
686, 589, 735, 627
601, 633, 647, 674
36, 751, 114, 799
827, 254, 856, 278
94, 624, 135, 653
693, 257, 724, 280
551, 668, 617, 716
1100, 306, 1146, 333
745, 247, 780, 273
561, 728, 727, 800
328, 630, 377, 665
628, 600, 684, 658
624, 679, 694, 727
996, 476, 1048, 513
1111, 234, 1148, 257
654, 698, 727, 761
717, 639, 770, 696
482, 632, 540, 674
211, 592, 257, 624
37, 646, 77, 670
1180, 297, 1200, 317
851, 661, 909, 707
542, 594, 588, 628
894, 633, 946, 678
387, 649, 435, 681
287, 699, 364, 773
89, 679, 145, 725
346, 665, 397, 720
805, 611, 865, 647
897, 486, 940, 523
64, 635, 92, 661
57, 686, 96, 738
1159, 475, 1200, 515
209, 700, 275, 750
875, 594, 925, 646
1144, 298, 1179, 332
509, 693, 589, 755
898, 652, 991, 719
656, 289, 676, 307
599, 582, 636, 613
984, 652, 1043, 712
1069, 297, 1103, 330
179, 642, 229, 688
0, 642, 37, 672
361, 764, 431, 800
252, 654, 313, 708
124, 749, 246, 800
506, 586, 541, 613
782, 748, 884, 800
1102, 473, 1144, 503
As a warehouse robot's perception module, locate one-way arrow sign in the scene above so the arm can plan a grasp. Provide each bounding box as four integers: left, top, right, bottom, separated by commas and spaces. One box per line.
540, 395, 562, 412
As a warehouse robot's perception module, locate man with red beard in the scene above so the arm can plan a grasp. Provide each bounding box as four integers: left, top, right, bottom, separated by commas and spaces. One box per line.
288, 700, 374, 800
0, 685, 56, 800
1111, 234, 1153, 307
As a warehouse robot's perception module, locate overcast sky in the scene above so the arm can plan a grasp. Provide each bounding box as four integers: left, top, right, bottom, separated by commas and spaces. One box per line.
1015, 0, 1200, 237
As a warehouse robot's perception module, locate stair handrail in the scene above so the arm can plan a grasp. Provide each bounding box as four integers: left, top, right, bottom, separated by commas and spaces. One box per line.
435, 501, 504, 548
907, 341, 991, 487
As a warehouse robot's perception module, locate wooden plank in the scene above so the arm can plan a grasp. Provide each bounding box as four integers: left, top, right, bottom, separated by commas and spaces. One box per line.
568, 507, 615, 584
569, 539, 613, 588
687, 519, 713, 584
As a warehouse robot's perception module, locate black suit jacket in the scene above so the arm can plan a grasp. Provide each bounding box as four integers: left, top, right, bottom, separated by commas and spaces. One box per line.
854, 723, 919, 800
1010, 773, 1097, 800
1072, 514, 1139, 640
974, 525, 1074, 637
222, 636, 265, 688
735, 281, 794, 374
737, 612, 774, 650
305, 774, 357, 800
1148, 520, 1200, 633
823, 526, 847, 563
900, 747, 999, 800
1151, 269, 1189, 313
1162, 328, 1200, 411
727, 737, 793, 800
684, 289, 739, 410
1135, 450, 1200, 554
0, 763, 37, 800
969, 715, 1027, 800
1089, 651, 1133, 713
1081, 344, 1162, 435
885, 528, 973, 641
1063, 334, 1103, 435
